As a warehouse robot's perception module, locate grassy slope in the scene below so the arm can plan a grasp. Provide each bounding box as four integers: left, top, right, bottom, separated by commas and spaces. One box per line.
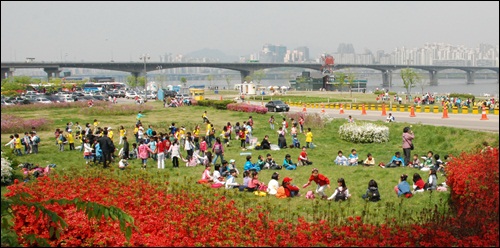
1, 94, 498, 224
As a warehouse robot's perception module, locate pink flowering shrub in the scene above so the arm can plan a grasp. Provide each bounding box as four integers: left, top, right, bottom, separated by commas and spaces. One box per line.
1, 114, 53, 134
79, 104, 153, 116
227, 103, 268, 114
0, 101, 108, 111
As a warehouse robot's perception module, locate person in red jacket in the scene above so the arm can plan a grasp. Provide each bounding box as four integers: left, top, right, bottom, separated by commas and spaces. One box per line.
303, 168, 330, 199
283, 177, 300, 197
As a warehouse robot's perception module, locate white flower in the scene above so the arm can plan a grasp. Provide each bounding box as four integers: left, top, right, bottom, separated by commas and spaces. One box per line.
1, 152, 14, 184
339, 122, 389, 143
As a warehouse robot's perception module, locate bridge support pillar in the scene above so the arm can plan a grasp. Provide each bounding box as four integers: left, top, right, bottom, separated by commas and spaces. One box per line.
131, 72, 140, 85
240, 70, 252, 83
466, 71, 475, 84
43, 68, 61, 81
381, 70, 392, 89
1, 68, 15, 80
429, 70, 438, 86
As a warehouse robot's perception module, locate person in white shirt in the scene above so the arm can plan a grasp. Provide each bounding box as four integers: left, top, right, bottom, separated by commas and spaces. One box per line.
213, 164, 225, 185
327, 178, 351, 201
386, 113, 395, 122
267, 172, 280, 195
225, 169, 239, 189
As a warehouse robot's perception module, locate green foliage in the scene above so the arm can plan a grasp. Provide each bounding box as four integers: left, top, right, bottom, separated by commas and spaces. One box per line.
448, 93, 475, 99
197, 99, 235, 109
181, 77, 188, 88
244, 75, 252, 83
252, 70, 266, 85
126, 75, 138, 88
1, 192, 136, 247
400, 68, 421, 95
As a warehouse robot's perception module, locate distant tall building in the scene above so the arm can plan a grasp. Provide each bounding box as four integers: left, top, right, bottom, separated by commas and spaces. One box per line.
260, 44, 287, 62
337, 43, 355, 54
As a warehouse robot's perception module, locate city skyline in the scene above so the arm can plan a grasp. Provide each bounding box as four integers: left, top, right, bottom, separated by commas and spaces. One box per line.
1, 1, 498, 62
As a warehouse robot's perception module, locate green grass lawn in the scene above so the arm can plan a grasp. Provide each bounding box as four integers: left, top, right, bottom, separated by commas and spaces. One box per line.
1, 98, 498, 225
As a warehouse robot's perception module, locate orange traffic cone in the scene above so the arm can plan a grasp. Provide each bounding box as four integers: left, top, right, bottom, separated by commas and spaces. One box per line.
442, 106, 449, 118
381, 103, 387, 116
361, 104, 367, 115
410, 106, 416, 117
302, 104, 307, 113
321, 103, 325, 113
480, 106, 489, 120
220, 96, 222, 101
339, 104, 344, 114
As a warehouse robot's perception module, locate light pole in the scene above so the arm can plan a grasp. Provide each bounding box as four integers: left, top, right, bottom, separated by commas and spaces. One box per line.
140, 54, 150, 102
156, 65, 163, 89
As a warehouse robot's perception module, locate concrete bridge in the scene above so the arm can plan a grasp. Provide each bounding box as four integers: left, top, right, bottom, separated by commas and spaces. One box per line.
1, 62, 498, 87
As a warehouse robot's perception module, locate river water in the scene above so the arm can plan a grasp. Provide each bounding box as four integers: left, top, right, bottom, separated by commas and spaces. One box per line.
176, 78, 499, 97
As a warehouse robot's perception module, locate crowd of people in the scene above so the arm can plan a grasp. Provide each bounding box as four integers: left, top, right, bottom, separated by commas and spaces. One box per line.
4, 105, 462, 200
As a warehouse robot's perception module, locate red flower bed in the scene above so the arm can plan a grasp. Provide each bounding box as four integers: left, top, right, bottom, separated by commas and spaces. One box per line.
446, 147, 499, 235
227, 103, 267, 114
5, 148, 499, 247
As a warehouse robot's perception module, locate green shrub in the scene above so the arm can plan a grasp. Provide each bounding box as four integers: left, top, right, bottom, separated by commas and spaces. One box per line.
197, 100, 235, 109
448, 93, 475, 99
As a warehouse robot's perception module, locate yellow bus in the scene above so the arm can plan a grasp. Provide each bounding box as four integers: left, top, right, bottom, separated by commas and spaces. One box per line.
189, 88, 205, 101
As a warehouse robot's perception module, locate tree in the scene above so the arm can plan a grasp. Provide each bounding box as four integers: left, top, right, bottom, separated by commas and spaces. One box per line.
416, 78, 430, 95
244, 76, 252, 83
180, 77, 187, 88
206, 75, 213, 89
126, 75, 138, 88
346, 70, 356, 97
400, 68, 421, 96
225, 75, 232, 90
252, 70, 266, 86
334, 71, 346, 94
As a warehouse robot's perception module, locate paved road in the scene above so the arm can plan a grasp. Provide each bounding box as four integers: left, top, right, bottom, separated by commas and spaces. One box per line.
248, 101, 499, 133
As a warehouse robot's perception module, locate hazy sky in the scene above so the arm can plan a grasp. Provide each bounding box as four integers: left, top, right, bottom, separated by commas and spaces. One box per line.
1, 1, 498, 62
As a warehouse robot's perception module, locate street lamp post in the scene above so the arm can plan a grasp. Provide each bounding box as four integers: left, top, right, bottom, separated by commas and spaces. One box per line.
140, 54, 150, 102
157, 65, 163, 89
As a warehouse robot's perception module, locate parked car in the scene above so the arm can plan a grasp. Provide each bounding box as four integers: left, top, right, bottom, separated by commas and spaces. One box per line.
92, 95, 106, 101
265, 100, 290, 112
61, 95, 75, 102
34, 98, 52, 104
125, 91, 138, 99
45, 95, 62, 103
163, 90, 177, 98
1, 99, 15, 106
116, 90, 126, 98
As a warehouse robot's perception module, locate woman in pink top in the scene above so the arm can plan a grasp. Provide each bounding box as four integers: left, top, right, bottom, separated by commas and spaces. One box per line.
199, 136, 208, 156
138, 140, 154, 170
402, 126, 415, 167
247, 171, 263, 192
201, 164, 213, 182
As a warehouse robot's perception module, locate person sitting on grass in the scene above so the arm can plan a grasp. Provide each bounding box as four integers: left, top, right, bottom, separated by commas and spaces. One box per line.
282, 154, 297, 170
297, 146, 313, 166
348, 149, 358, 166
243, 155, 260, 172
363, 153, 376, 166
425, 169, 438, 191
412, 173, 425, 193
334, 150, 348, 166
394, 174, 412, 198
361, 179, 381, 202
386, 151, 405, 168
327, 178, 351, 201
283, 177, 300, 197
